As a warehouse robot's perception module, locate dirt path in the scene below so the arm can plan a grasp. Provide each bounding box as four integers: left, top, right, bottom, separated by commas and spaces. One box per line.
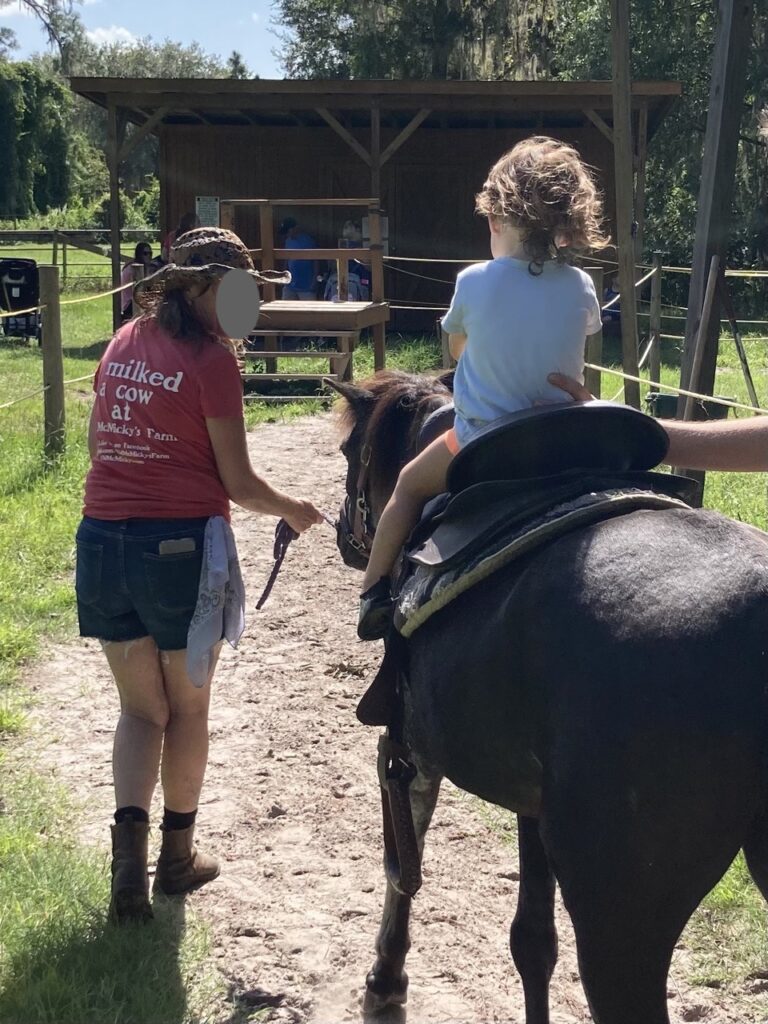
21, 414, 767, 1023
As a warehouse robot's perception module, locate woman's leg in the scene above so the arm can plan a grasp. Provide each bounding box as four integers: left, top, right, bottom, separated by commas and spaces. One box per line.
158, 647, 218, 812
361, 433, 456, 592
154, 646, 221, 895
104, 636, 170, 812
102, 635, 168, 923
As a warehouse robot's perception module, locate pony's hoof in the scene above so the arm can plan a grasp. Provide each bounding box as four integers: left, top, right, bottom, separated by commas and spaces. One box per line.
364, 967, 408, 1011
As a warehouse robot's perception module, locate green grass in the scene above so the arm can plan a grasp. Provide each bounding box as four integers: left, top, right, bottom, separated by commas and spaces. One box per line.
0, 768, 222, 1024
2, 290, 768, 1017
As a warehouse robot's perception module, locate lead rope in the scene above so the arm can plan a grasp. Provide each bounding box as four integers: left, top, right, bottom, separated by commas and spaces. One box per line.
255, 510, 338, 609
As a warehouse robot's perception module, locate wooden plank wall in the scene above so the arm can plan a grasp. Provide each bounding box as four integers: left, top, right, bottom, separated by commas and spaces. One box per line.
160, 124, 615, 329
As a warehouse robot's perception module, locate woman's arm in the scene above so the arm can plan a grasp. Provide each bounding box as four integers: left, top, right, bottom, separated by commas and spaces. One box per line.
206, 416, 322, 532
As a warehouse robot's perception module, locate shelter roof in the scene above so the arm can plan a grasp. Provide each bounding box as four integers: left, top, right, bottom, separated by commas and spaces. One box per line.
69, 78, 680, 137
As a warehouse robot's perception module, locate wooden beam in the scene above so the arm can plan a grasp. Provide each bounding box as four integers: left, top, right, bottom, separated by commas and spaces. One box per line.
379, 108, 431, 166
634, 102, 649, 255
118, 105, 168, 162
316, 107, 372, 166
679, 0, 754, 413
610, 0, 641, 409
107, 102, 127, 332
583, 107, 614, 144
371, 102, 381, 199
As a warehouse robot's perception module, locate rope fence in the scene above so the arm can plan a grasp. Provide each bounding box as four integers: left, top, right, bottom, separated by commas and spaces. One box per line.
0, 246, 766, 461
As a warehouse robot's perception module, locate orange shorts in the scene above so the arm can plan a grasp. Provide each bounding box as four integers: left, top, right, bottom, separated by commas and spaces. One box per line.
443, 427, 461, 456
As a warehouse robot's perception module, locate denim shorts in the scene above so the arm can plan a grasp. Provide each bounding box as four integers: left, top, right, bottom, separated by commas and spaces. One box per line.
75, 516, 209, 650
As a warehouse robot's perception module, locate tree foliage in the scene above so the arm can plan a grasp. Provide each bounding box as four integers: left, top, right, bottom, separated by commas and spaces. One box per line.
0, 59, 70, 217
275, 0, 556, 79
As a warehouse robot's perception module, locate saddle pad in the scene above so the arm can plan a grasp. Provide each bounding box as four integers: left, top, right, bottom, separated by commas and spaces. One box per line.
396, 489, 690, 639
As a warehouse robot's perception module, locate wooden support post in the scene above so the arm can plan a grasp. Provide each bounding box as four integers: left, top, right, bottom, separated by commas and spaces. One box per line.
370, 103, 381, 201
634, 103, 649, 257
52, 231, 59, 267
649, 252, 663, 390
337, 257, 349, 301
39, 265, 65, 459
62, 237, 68, 287
584, 266, 604, 399
259, 204, 279, 372
610, 0, 641, 409
369, 203, 386, 370
683, 255, 720, 421
107, 102, 127, 332
440, 327, 453, 369
220, 202, 234, 231
679, 0, 754, 408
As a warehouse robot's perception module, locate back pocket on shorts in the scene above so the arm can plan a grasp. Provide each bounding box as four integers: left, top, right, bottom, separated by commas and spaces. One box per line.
143, 549, 204, 614
75, 540, 103, 606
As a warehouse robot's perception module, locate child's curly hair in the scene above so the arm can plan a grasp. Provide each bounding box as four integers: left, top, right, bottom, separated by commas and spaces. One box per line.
475, 136, 608, 269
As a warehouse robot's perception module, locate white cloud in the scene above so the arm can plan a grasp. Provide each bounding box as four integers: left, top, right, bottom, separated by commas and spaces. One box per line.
1, 2, 34, 18
86, 24, 137, 46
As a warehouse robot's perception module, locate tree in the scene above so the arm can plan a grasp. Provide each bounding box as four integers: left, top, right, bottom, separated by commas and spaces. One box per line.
0, 59, 70, 218
227, 50, 250, 78
274, 0, 554, 79
0, 0, 83, 73
0, 26, 17, 58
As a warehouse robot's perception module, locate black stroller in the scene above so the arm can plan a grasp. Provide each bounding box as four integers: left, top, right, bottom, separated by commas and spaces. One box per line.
0, 259, 42, 342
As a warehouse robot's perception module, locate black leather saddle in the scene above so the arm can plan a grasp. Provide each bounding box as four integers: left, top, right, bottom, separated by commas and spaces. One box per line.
446, 401, 670, 493
404, 401, 698, 571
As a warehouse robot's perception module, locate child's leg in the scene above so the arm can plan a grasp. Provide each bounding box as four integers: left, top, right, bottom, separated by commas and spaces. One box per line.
361, 432, 456, 593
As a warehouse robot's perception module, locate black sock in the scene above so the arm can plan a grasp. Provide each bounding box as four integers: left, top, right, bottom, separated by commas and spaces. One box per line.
162, 807, 197, 831
114, 806, 149, 825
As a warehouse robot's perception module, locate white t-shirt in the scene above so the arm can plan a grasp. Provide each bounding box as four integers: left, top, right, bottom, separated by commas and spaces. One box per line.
441, 257, 601, 446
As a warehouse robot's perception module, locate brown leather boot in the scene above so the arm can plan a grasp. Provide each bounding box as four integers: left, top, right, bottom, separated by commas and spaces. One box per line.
109, 816, 153, 924
154, 825, 220, 896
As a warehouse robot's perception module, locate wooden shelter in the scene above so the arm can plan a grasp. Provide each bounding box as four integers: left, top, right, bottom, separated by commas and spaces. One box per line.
70, 77, 681, 334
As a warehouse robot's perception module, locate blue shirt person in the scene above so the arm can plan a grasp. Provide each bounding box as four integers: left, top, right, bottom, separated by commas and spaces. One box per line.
278, 217, 317, 298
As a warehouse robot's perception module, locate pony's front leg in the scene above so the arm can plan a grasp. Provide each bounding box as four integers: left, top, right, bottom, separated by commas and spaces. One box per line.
510, 815, 558, 1024
364, 768, 442, 1011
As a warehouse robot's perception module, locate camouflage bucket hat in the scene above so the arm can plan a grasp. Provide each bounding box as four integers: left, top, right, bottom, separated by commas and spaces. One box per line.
134, 227, 290, 307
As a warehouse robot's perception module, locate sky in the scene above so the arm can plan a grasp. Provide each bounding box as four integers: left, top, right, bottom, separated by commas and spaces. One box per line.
2, 0, 284, 77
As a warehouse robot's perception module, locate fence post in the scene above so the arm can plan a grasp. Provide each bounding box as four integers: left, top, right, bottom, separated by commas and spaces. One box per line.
39, 265, 65, 459
649, 252, 663, 391
52, 231, 59, 266
584, 266, 604, 399
62, 237, 68, 287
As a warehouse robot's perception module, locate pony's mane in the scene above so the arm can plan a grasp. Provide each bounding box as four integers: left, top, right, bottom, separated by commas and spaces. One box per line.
339, 369, 453, 493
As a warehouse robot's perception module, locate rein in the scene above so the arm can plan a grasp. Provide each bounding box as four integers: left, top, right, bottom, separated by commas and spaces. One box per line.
339, 441, 376, 561
256, 510, 337, 609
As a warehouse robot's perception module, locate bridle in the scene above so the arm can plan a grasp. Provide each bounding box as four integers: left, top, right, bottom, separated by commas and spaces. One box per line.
338, 440, 375, 561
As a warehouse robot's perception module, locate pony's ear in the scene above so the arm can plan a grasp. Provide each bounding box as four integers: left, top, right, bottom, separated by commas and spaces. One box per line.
324, 378, 375, 409
436, 368, 455, 393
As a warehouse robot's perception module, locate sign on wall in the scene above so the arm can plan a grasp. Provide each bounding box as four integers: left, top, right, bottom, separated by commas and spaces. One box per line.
195, 196, 220, 227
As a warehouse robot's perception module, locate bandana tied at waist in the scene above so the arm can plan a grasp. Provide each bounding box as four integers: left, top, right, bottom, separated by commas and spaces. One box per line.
186, 516, 245, 686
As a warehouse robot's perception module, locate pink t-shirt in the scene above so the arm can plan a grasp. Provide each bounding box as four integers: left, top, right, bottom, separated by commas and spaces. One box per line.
83, 319, 243, 521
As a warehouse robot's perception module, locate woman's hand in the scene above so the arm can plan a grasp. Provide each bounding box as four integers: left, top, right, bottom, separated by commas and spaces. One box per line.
281, 497, 324, 534
547, 373, 594, 403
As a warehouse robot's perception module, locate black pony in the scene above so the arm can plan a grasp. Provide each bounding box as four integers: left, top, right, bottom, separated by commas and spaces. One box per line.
330, 370, 768, 1024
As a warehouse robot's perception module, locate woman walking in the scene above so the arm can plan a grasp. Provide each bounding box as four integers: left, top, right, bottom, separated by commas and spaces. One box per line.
76, 227, 322, 923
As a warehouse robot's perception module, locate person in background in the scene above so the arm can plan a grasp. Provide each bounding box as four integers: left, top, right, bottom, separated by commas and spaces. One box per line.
162, 212, 201, 263
602, 274, 620, 329
120, 243, 154, 321
76, 227, 323, 924
278, 217, 317, 300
